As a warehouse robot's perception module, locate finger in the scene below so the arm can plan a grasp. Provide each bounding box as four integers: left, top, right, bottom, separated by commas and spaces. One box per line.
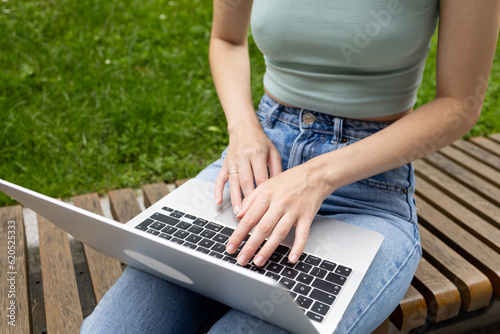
238, 161, 255, 198
251, 154, 270, 187
267, 148, 282, 177
214, 169, 229, 205
288, 218, 311, 264
225, 195, 269, 259
252, 213, 294, 267
228, 168, 242, 214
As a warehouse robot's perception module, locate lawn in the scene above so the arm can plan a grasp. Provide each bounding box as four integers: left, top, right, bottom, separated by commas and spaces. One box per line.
1, 0, 499, 206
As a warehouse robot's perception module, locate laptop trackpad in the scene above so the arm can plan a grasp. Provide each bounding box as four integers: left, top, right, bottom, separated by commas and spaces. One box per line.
124, 249, 194, 285
214, 205, 241, 229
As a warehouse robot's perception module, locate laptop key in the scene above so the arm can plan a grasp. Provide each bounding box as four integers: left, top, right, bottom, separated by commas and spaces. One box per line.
209, 251, 224, 259
311, 301, 330, 316
305, 255, 321, 266
306, 312, 324, 323
200, 230, 216, 239
320, 260, 337, 271
325, 272, 347, 286
184, 214, 197, 220
171, 210, 185, 218
310, 289, 336, 305
211, 242, 226, 254
296, 295, 314, 309
265, 272, 280, 281
250, 266, 266, 275
206, 222, 223, 232
295, 262, 312, 273
161, 226, 178, 235
279, 277, 295, 290
151, 213, 179, 225
192, 218, 209, 226
173, 230, 189, 239
282, 268, 299, 280
267, 263, 284, 274
199, 238, 215, 249
135, 218, 154, 231
171, 237, 184, 245
187, 225, 203, 234
184, 242, 197, 250
158, 233, 171, 240
196, 247, 210, 254
176, 221, 191, 230
269, 253, 283, 263
280, 258, 296, 268
335, 265, 353, 277
220, 226, 235, 237
275, 245, 289, 255
312, 278, 341, 295
162, 206, 174, 212
185, 234, 202, 244
296, 273, 314, 285
146, 229, 160, 236
293, 283, 312, 296
150, 222, 166, 231
213, 234, 229, 243
310, 267, 327, 279
223, 256, 237, 264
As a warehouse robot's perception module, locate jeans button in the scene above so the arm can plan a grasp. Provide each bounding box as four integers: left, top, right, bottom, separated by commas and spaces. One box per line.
303, 113, 315, 125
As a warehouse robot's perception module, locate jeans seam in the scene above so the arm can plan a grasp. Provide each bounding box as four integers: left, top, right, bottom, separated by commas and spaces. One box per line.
345, 241, 421, 333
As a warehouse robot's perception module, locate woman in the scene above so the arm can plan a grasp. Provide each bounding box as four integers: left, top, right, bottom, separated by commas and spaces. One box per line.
81, 1, 499, 333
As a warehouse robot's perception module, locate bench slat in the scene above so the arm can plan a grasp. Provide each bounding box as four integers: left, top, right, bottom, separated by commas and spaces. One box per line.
415, 176, 500, 254
413, 160, 500, 228
452, 139, 500, 170
489, 133, 500, 144
0, 206, 31, 334
72, 193, 123, 303
416, 196, 500, 297
419, 225, 492, 312
174, 178, 190, 188
108, 188, 142, 223
438, 145, 500, 188
424, 153, 500, 207
390, 285, 427, 331
38, 213, 83, 333
142, 182, 170, 208
412, 257, 461, 322
469, 136, 500, 157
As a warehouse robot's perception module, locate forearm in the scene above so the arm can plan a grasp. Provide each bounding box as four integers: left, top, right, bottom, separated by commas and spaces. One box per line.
209, 37, 261, 134
311, 96, 483, 192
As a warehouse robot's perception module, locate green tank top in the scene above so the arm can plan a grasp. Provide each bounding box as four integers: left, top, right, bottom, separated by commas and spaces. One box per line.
251, 0, 439, 118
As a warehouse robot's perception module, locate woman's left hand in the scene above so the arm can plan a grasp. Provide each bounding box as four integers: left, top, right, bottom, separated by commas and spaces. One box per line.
225, 161, 334, 267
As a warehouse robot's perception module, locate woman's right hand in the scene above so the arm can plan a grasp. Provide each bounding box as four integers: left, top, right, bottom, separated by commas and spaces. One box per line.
214, 123, 282, 215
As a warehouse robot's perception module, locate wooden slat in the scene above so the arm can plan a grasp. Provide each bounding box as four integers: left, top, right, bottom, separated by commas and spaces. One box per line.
469, 136, 500, 157
412, 258, 461, 322
415, 176, 500, 254
142, 182, 170, 208
72, 193, 123, 303
438, 146, 500, 188
174, 178, 190, 188
416, 196, 500, 297
452, 139, 500, 170
390, 285, 427, 331
0, 206, 30, 334
414, 159, 500, 228
424, 153, 500, 207
38, 214, 83, 333
372, 318, 390, 334
108, 188, 142, 223
419, 225, 492, 312
489, 133, 500, 144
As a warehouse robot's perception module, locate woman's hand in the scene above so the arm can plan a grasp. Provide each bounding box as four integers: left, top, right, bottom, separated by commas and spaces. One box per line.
214, 124, 282, 214
225, 161, 334, 267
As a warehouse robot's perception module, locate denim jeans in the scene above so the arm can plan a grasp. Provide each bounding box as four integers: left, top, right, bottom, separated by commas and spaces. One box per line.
81, 93, 421, 334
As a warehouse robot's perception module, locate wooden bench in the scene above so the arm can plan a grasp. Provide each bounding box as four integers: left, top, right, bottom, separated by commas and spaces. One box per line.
1, 135, 499, 334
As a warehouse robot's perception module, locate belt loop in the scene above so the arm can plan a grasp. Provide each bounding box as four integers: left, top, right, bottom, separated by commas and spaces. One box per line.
265, 100, 280, 128
333, 117, 343, 143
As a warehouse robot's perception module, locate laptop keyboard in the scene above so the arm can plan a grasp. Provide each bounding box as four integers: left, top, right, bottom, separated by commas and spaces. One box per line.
134, 206, 353, 323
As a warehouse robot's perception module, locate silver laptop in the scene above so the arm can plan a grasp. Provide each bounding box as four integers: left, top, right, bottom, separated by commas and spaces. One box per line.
0, 178, 383, 334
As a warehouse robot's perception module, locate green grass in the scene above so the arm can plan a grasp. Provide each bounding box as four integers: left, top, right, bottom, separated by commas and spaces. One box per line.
0, 0, 499, 206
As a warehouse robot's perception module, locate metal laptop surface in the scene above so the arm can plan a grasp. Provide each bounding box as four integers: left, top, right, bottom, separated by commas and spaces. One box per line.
0, 178, 384, 334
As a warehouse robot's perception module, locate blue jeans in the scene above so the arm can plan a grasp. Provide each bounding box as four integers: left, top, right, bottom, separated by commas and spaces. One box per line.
81, 93, 421, 334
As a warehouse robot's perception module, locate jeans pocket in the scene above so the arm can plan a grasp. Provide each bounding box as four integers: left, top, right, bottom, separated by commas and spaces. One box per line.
359, 163, 412, 195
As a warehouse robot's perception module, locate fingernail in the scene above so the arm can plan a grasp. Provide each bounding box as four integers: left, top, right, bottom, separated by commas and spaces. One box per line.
215, 195, 221, 204
254, 255, 264, 267
290, 253, 298, 263
234, 204, 240, 215
237, 254, 248, 266
227, 244, 236, 254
